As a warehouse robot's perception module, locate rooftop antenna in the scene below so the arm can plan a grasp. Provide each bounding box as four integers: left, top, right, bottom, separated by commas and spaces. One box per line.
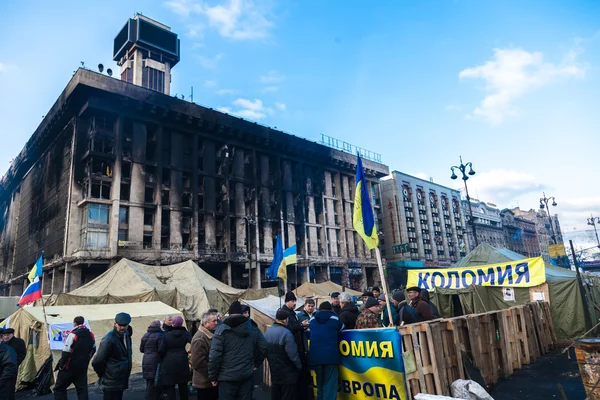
190, 86, 194, 103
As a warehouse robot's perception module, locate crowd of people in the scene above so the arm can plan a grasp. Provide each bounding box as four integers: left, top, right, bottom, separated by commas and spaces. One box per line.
0, 285, 439, 400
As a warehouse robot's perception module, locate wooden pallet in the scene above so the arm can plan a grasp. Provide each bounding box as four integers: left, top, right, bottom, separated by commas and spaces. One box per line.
541, 301, 558, 347
466, 313, 500, 385
523, 304, 541, 362
400, 322, 444, 398
492, 310, 515, 378
503, 308, 523, 371
511, 306, 532, 365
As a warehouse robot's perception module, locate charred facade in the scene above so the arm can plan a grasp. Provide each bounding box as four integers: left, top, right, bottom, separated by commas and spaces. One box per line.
0, 69, 388, 295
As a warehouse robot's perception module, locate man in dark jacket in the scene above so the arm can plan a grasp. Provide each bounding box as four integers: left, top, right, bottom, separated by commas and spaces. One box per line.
2, 328, 26, 367
421, 290, 441, 319
265, 310, 302, 400
309, 302, 344, 400
208, 301, 267, 400
139, 320, 166, 400
378, 294, 398, 327
330, 292, 342, 315
0, 334, 18, 400
92, 313, 133, 400
392, 291, 420, 325
54, 316, 97, 400
296, 299, 315, 323
407, 287, 434, 321
280, 292, 311, 399
338, 292, 359, 330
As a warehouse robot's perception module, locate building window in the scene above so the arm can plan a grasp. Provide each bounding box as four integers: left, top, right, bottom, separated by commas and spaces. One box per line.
119, 206, 128, 225
81, 204, 110, 249
142, 67, 165, 92
118, 206, 129, 243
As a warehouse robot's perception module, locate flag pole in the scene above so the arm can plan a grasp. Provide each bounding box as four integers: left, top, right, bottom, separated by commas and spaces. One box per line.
375, 247, 394, 327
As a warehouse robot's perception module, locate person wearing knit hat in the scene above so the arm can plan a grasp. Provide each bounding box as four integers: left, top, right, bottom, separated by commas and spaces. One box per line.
279, 292, 310, 399
162, 315, 192, 400
391, 290, 420, 325
372, 287, 381, 298
355, 297, 383, 329
309, 300, 344, 400
208, 300, 268, 399
264, 309, 301, 400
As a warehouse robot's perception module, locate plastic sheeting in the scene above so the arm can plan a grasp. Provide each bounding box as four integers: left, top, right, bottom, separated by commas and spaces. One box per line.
241, 295, 305, 333
7, 301, 183, 388
0, 296, 20, 320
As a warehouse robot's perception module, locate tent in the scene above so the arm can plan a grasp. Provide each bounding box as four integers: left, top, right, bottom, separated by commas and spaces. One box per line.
65, 259, 276, 321
294, 281, 362, 300
5, 301, 182, 388
432, 243, 589, 340
242, 295, 305, 333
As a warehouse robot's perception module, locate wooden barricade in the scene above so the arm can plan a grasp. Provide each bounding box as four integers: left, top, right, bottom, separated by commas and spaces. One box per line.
466, 313, 500, 385
541, 301, 558, 347
491, 310, 515, 378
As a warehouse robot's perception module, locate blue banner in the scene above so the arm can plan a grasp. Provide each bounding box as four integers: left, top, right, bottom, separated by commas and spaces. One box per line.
311, 328, 408, 399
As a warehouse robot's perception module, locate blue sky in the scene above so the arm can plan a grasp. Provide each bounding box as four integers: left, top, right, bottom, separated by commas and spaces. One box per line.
1, 0, 599, 247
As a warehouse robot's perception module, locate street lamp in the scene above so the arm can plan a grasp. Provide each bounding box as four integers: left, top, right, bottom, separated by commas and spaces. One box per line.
587, 214, 600, 247
450, 156, 478, 247
539, 192, 558, 244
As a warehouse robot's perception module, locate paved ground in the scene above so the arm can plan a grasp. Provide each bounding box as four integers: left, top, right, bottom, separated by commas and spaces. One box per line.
491, 348, 585, 400
16, 350, 586, 399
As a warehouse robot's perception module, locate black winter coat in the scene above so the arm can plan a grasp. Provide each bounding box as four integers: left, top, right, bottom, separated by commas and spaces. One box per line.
280, 304, 306, 353
264, 323, 301, 385
161, 327, 192, 386
208, 315, 267, 383
5, 336, 26, 366
92, 328, 133, 391
0, 342, 17, 399
338, 303, 360, 330
140, 326, 166, 381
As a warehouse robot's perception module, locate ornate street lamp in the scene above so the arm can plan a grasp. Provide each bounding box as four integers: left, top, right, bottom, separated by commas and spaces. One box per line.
450, 157, 478, 247
539, 192, 558, 244
587, 214, 600, 247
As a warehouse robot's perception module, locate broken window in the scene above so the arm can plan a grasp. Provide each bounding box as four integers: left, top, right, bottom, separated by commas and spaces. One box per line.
143, 233, 153, 249
145, 187, 155, 203
91, 181, 111, 199
120, 183, 130, 201
144, 209, 154, 226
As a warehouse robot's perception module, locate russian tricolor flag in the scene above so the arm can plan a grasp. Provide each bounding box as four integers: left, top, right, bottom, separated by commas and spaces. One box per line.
18, 277, 42, 306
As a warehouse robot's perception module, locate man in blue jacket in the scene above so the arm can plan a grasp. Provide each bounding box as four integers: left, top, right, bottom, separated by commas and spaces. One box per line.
308, 301, 344, 400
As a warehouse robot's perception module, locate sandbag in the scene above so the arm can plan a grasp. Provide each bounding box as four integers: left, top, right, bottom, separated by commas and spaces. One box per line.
451, 379, 494, 400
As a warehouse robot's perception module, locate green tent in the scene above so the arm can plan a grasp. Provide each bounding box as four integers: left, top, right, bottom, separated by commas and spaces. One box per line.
433, 244, 590, 340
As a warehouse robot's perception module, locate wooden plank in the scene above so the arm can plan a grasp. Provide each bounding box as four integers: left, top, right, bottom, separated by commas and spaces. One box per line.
446, 318, 467, 380
524, 305, 540, 362
506, 309, 522, 371
400, 324, 423, 399
426, 322, 447, 396
542, 301, 558, 347
513, 307, 531, 365
494, 310, 514, 377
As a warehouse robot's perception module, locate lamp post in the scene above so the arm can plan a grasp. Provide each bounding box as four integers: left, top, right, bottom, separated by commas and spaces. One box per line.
539, 192, 558, 244
587, 214, 600, 247
450, 157, 478, 247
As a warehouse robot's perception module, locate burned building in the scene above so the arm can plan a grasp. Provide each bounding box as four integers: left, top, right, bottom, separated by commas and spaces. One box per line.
0, 15, 388, 295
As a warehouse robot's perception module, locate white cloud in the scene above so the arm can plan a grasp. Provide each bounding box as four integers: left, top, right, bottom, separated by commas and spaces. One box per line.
197, 53, 224, 69
275, 102, 286, 111
261, 86, 278, 93
459, 47, 586, 124
165, 0, 274, 40
218, 97, 283, 120
215, 89, 238, 95
204, 80, 217, 88
468, 169, 546, 202
0, 63, 17, 73
260, 70, 285, 84
561, 196, 600, 212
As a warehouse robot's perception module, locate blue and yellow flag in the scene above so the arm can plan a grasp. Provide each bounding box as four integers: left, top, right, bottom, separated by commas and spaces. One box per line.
28, 254, 43, 283
267, 234, 287, 283
283, 244, 297, 266
353, 154, 378, 250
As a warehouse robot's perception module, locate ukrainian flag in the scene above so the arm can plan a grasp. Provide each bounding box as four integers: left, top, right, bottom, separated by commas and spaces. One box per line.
353, 154, 378, 250
27, 253, 43, 283
283, 244, 297, 266
267, 234, 287, 283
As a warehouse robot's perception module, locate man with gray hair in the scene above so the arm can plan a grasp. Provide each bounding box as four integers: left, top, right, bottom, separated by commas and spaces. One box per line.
338, 292, 359, 330
191, 311, 219, 400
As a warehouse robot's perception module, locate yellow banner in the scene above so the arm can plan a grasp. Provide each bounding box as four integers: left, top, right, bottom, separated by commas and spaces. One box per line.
548, 243, 567, 258
407, 257, 546, 290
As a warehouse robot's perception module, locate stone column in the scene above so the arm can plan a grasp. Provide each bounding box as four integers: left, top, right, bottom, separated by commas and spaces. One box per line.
128, 121, 146, 246
233, 149, 246, 252
169, 132, 183, 249
108, 117, 124, 256
203, 141, 217, 249
260, 155, 273, 254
